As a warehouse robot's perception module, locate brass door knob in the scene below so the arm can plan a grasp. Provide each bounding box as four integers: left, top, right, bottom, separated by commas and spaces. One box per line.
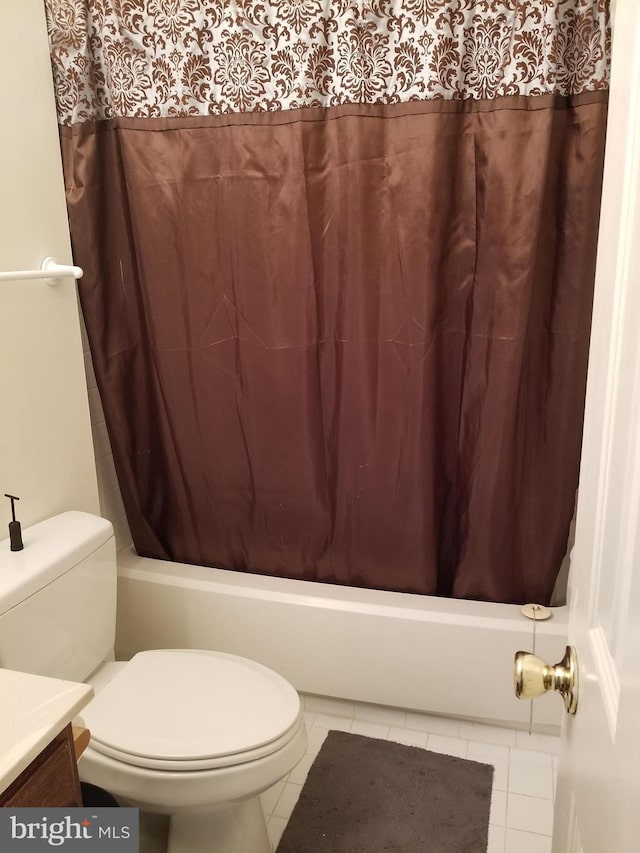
514, 645, 578, 714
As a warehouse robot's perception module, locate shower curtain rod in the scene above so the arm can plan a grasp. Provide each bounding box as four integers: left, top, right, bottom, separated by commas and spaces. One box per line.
0, 257, 83, 284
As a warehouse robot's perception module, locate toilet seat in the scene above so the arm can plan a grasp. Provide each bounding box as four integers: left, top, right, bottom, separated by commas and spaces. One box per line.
81, 649, 303, 772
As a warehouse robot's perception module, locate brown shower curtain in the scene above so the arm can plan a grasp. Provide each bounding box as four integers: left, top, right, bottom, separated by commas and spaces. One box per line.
48, 1, 609, 604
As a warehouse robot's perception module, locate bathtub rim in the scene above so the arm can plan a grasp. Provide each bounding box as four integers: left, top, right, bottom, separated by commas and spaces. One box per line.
117, 547, 569, 634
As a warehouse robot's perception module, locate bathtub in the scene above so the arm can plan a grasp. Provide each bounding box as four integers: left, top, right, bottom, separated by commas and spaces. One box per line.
115, 550, 568, 731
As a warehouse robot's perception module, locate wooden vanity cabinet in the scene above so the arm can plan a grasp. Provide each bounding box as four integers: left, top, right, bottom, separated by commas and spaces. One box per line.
0, 723, 82, 807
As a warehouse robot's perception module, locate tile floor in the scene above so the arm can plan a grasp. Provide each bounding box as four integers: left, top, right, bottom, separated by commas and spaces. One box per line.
138, 692, 560, 853
263, 693, 559, 853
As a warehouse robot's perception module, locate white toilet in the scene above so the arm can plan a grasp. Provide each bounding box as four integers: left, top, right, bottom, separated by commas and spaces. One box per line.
0, 512, 307, 852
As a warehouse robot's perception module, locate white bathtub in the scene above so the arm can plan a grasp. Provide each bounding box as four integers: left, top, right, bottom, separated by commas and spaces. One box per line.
116, 550, 568, 731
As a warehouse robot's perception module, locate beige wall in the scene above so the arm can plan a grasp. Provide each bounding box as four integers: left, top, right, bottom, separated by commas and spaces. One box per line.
0, 1, 99, 529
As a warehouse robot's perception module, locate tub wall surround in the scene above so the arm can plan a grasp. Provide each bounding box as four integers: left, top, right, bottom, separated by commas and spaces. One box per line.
82, 323, 132, 552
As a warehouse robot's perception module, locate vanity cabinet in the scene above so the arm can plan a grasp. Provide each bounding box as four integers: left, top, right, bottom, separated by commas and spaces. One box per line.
0, 723, 82, 807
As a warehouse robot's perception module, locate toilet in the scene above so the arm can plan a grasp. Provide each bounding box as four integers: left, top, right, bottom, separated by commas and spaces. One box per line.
0, 512, 307, 852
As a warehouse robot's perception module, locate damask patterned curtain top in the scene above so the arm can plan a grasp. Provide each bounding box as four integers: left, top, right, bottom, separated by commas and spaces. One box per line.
48, 0, 609, 123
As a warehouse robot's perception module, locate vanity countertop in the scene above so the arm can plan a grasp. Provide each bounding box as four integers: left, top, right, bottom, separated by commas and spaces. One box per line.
0, 668, 93, 792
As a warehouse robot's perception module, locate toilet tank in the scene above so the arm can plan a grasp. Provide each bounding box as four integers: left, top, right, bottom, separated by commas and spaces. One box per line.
0, 512, 116, 682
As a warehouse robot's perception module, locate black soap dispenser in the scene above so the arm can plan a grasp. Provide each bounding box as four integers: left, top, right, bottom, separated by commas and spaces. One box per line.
4, 494, 23, 551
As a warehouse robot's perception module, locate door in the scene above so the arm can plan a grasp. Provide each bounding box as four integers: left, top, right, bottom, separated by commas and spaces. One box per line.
552, 1, 640, 850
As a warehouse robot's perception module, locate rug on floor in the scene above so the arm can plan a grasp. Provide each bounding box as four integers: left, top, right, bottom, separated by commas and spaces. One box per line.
277, 730, 494, 853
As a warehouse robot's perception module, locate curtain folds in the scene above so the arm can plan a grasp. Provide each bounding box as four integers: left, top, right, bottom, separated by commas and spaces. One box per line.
50, 2, 610, 603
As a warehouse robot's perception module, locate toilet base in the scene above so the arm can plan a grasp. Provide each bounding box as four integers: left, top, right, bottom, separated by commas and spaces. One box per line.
168, 796, 272, 853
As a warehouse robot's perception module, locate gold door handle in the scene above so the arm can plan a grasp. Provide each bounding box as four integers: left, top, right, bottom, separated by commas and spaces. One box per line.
514, 645, 578, 714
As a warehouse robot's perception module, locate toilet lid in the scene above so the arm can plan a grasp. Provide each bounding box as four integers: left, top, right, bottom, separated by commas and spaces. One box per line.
81, 650, 302, 766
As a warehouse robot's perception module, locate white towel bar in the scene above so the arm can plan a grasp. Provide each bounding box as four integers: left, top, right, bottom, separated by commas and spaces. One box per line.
0, 257, 83, 284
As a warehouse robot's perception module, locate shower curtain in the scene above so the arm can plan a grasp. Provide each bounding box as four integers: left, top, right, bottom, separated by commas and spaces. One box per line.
47, 1, 609, 604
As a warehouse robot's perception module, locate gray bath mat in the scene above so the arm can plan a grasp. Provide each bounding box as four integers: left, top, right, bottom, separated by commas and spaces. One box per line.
277, 730, 493, 853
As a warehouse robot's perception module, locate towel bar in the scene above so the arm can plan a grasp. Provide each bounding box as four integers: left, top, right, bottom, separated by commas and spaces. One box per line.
0, 257, 83, 284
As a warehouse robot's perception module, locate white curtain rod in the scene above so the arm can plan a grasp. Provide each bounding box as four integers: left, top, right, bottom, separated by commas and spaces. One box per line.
0, 257, 83, 284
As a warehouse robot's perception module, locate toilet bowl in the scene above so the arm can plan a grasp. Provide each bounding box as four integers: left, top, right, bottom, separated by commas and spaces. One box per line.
0, 512, 306, 853
78, 649, 307, 852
